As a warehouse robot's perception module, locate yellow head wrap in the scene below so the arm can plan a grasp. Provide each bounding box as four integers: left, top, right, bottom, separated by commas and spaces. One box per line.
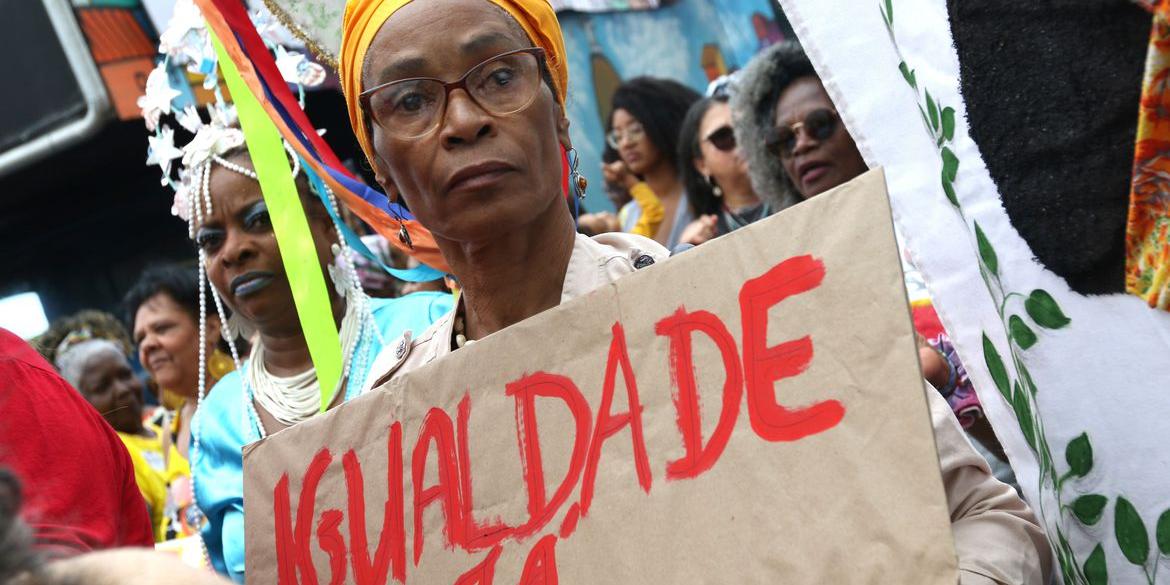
340, 0, 568, 167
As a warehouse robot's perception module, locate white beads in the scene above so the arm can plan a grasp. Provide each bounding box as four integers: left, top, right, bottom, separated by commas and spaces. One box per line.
211, 155, 258, 181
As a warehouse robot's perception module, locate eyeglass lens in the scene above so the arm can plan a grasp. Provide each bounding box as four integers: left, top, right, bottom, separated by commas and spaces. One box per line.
607, 123, 644, 149
366, 50, 542, 139
769, 108, 838, 157
706, 126, 737, 152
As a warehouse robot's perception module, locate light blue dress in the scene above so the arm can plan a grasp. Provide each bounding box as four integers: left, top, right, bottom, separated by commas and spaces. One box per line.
192, 292, 452, 582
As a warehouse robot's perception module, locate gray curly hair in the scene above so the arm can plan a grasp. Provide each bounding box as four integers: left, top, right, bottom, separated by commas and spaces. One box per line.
730, 41, 817, 211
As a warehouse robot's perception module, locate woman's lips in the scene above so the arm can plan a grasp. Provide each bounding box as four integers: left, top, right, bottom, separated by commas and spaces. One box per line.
445, 161, 516, 194
231, 271, 275, 298
147, 354, 171, 373
799, 162, 830, 187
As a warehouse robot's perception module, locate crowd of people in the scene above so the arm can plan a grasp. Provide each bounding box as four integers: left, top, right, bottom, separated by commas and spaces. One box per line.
0, 0, 1055, 583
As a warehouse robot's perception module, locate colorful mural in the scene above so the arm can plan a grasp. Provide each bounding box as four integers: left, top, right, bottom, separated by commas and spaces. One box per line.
559, 0, 790, 211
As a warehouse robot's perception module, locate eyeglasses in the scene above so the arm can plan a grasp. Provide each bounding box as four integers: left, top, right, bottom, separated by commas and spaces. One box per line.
360, 47, 546, 140
607, 123, 645, 149
703, 125, 736, 152
764, 108, 839, 158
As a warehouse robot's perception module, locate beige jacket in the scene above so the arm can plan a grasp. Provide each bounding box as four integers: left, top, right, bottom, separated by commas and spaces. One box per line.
363, 232, 670, 391
363, 232, 1051, 585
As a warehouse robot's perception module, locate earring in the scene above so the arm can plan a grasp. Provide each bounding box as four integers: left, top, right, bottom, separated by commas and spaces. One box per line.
390, 204, 414, 250
326, 243, 356, 298
706, 175, 723, 198
225, 310, 256, 342
567, 148, 587, 202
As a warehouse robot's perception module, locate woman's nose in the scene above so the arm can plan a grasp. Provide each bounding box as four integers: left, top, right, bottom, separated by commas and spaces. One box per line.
791, 126, 818, 155
219, 229, 254, 268
440, 89, 494, 148
115, 376, 141, 402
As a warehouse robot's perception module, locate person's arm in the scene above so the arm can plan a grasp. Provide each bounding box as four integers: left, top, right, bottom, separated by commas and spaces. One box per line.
924, 385, 1052, 584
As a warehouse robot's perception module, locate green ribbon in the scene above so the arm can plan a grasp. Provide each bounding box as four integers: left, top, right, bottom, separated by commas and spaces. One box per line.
209, 28, 342, 413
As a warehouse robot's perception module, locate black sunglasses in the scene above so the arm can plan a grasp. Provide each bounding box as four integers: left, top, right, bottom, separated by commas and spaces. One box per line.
704, 125, 737, 152
764, 108, 839, 158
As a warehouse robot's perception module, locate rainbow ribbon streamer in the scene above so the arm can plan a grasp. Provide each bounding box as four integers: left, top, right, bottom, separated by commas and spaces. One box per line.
210, 29, 343, 412
194, 0, 449, 274
302, 162, 445, 283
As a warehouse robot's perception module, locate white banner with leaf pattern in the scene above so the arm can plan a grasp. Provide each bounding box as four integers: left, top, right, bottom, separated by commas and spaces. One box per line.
776, 0, 1170, 583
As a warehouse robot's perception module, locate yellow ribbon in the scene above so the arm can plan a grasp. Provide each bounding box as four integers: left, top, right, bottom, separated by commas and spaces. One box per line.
209, 27, 343, 412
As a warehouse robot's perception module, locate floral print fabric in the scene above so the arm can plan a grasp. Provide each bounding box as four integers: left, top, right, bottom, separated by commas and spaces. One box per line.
1128, 0, 1170, 309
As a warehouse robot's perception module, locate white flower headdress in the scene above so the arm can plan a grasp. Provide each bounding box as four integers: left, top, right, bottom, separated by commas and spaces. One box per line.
137, 0, 384, 490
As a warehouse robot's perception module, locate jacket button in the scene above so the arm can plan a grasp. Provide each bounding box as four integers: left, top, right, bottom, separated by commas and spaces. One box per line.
634, 254, 655, 269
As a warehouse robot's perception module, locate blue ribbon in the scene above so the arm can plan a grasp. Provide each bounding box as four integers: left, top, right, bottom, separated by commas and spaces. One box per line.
303, 161, 444, 283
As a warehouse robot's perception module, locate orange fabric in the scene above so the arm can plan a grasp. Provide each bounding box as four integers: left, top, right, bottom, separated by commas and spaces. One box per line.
194, 0, 449, 272
339, 0, 568, 167
1128, 0, 1170, 310
76, 8, 156, 63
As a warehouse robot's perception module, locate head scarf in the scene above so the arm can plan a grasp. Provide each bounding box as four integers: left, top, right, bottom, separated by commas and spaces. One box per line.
340, 0, 568, 167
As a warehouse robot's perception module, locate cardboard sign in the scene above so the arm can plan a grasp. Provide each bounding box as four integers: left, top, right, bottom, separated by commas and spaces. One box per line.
243, 169, 958, 583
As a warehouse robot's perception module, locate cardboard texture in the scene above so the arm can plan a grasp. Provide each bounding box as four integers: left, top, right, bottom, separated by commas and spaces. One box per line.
243, 169, 958, 584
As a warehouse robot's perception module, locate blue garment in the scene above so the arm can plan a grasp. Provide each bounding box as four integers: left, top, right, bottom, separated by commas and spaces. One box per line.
192, 292, 451, 582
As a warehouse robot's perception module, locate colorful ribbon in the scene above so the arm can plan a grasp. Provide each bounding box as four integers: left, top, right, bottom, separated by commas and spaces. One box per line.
302, 161, 445, 283
210, 28, 342, 412
194, 0, 449, 273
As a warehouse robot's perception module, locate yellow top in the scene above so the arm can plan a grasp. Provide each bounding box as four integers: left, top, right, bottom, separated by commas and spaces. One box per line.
626, 182, 665, 239
118, 423, 190, 542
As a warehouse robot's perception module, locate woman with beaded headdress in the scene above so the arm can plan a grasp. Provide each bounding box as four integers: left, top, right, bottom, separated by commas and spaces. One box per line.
141, 6, 453, 578
177, 122, 450, 580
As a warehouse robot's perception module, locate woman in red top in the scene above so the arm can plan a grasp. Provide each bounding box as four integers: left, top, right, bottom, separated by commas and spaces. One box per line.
0, 328, 152, 557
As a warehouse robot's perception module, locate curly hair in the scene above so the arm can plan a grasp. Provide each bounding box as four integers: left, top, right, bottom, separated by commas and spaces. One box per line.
32, 310, 133, 365
607, 77, 702, 175
123, 264, 205, 334
729, 41, 815, 211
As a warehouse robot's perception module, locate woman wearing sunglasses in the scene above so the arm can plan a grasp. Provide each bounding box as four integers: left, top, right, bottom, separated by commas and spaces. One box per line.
676, 93, 768, 245
730, 41, 1052, 584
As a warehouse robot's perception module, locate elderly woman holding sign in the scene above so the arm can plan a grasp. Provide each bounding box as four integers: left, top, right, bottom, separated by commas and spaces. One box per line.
344, 0, 669, 381
341, 1, 1047, 583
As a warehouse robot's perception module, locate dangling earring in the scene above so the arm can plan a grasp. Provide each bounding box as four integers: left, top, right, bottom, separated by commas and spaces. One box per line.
567, 148, 587, 223
568, 148, 588, 202
706, 175, 723, 198
225, 310, 256, 342
326, 243, 356, 299
390, 204, 413, 250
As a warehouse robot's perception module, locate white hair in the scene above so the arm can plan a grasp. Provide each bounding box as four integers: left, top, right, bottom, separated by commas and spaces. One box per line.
54, 339, 124, 390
